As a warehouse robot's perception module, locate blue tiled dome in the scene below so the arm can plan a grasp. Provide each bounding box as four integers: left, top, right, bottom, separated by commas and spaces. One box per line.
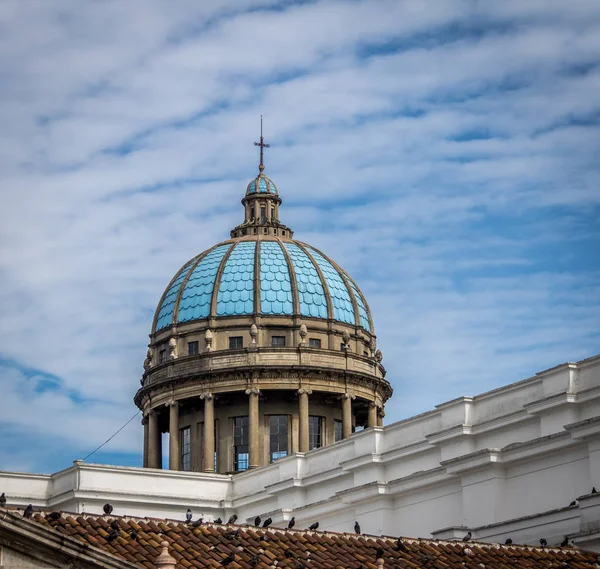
153, 238, 372, 333
246, 172, 278, 195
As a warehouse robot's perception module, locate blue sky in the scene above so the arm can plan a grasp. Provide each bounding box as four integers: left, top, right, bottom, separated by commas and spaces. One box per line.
0, 0, 599, 473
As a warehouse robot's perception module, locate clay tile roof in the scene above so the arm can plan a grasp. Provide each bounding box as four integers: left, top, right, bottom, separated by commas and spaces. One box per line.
9, 510, 599, 569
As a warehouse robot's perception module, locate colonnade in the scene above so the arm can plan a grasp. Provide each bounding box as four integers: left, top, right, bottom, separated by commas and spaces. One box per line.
143, 389, 382, 471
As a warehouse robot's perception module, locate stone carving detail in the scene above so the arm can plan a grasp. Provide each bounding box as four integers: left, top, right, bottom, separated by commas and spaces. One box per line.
374, 349, 383, 362
205, 329, 213, 352
250, 324, 258, 344
342, 392, 356, 400
168, 338, 177, 360
370, 337, 377, 353
342, 331, 350, 346
166, 399, 178, 408
199, 392, 213, 401
245, 387, 260, 396
143, 348, 153, 371
297, 388, 313, 395
299, 324, 308, 346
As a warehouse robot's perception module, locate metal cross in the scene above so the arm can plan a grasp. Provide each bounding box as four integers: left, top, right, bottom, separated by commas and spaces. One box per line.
254, 115, 270, 168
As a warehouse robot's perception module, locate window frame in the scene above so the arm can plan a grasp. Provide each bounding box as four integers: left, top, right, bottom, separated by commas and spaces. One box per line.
229, 336, 243, 350
308, 416, 323, 450
271, 335, 286, 347
180, 426, 191, 471
233, 416, 249, 472
187, 341, 199, 356
334, 419, 343, 442
269, 415, 289, 463
158, 349, 167, 363
308, 338, 321, 348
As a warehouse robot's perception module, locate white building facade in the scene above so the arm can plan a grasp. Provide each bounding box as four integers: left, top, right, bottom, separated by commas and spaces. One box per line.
2, 354, 599, 551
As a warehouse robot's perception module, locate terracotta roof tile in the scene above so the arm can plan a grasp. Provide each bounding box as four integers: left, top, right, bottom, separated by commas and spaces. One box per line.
1, 509, 595, 569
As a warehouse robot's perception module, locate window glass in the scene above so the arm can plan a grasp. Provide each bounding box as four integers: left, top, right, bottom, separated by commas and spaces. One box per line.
180, 427, 191, 471
233, 416, 249, 471
309, 416, 323, 450
188, 341, 199, 355
229, 336, 243, 349
159, 349, 167, 363
260, 206, 266, 224
272, 336, 286, 347
309, 338, 321, 348
269, 415, 289, 463
334, 420, 343, 442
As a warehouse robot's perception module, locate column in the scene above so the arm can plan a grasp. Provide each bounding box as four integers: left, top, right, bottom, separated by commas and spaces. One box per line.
168, 400, 180, 471
368, 402, 378, 428
201, 393, 215, 472
142, 414, 149, 468
298, 388, 311, 453
377, 408, 384, 427
342, 393, 353, 439
247, 388, 260, 469
148, 409, 162, 469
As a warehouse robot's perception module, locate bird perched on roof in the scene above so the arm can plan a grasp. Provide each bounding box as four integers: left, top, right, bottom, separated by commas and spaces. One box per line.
462, 531, 472, 542
186, 509, 193, 523
228, 514, 238, 524
214, 517, 222, 524
23, 504, 33, 519
308, 522, 319, 531
592, 487, 597, 494
254, 516, 261, 527
249, 554, 260, 567
540, 538, 547, 547
504, 538, 513, 545
110, 520, 119, 531
285, 549, 296, 559
354, 521, 361, 535
128, 528, 138, 541
220, 552, 235, 566
192, 518, 204, 528
0, 493, 6, 507
561, 535, 569, 547
103, 503, 113, 515
262, 517, 272, 528
288, 517, 295, 529
396, 538, 408, 553
46, 512, 61, 521
106, 528, 119, 543
375, 548, 384, 560
224, 530, 239, 540
569, 500, 577, 506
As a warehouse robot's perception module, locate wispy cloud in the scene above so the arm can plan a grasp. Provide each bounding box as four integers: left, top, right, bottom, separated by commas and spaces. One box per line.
0, 0, 599, 472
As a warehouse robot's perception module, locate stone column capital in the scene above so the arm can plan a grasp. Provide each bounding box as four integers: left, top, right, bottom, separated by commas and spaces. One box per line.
166, 399, 179, 408
369, 401, 377, 408
341, 393, 356, 400
200, 392, 213, 401
297, 388, 312, 396
245, 388, 260, 396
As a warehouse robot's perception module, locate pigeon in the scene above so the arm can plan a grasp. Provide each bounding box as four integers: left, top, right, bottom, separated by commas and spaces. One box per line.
254, 516, 261, 527
228, 514, 238, 524
308, 522, 319, 531
220, 552, 235, 566
396, 538, 408, 552
262, 517, 272, 528
569, 500, 577, 506
462, 531, 472, 542
561, 535, 569, 547
592, 487, 597, 494
224, 530, 239, 540
354, 521, 361, 535
540, 538, 547, 547
214, 517, 222, 524
107, 528, 119, 542
46, 512, 61, 521
504, 538, 513, 545
103, 503, 113, 515
128, 528, 138, 541
0, 493, 6, 507
294, 562, 305, 569
285, 549, 296, 559
288, 517, 296, 529
192, 518, 204, 528
249, 554, 260, 567
23, 504, 33, 519
110, 520, 119, 531
375, 548, 384, 560
186, 509, 193, 523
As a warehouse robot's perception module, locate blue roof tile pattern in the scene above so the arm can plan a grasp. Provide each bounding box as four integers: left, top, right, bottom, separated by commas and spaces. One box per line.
216, 242, 256, 316
284, 243, 328, 319
246, 174, 278, 195
306, 246, 355, 325
260, 241, 293, 315
178, 245, 231, 324
346, 275, 371, 331
155, 258, 198, 331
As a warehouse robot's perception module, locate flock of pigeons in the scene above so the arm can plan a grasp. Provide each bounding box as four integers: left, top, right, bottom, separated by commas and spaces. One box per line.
1, 487, 597, 559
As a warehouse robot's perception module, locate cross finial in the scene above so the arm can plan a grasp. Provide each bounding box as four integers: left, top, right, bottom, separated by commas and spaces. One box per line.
254, 115, 270, 171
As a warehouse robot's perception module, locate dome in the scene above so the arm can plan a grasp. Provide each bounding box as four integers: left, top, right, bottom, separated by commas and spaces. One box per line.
153, 237, 372, 333
246, 171, 278, 195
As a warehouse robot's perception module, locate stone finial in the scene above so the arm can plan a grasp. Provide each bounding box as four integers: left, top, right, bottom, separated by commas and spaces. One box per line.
374, 349, 383, 362
250, 324, 258, 342
205, 329, 213, 352
299, 324, 307, 346
143, 348, 153, 371
369, 337, 376, 353
155, 541, 177, 569
168, 338, 177, 360
342, 330, 350, 346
